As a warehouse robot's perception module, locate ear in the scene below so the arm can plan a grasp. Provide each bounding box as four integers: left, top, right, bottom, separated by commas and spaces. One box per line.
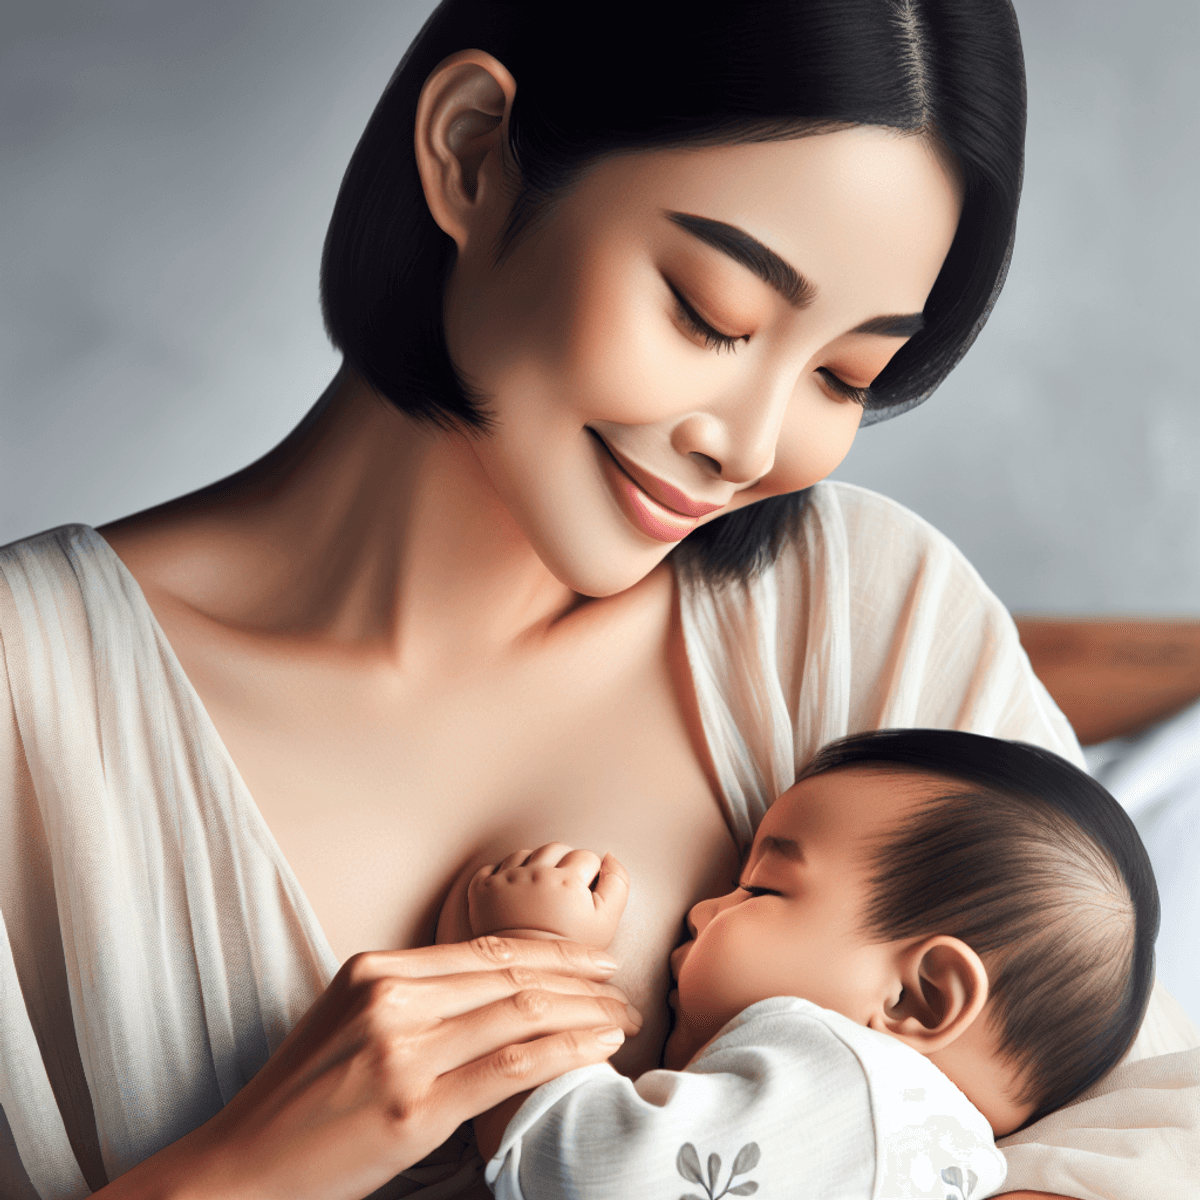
868, 936, 989, 1055
413, 49, 518, 251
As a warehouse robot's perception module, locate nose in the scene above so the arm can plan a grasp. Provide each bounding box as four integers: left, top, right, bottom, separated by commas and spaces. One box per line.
669, 373, 793, 486
687, 885, 745, 939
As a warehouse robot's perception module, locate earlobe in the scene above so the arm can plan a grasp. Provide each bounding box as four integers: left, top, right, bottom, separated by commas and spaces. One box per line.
869, 937, 989, 1054
413, 50, 518, 250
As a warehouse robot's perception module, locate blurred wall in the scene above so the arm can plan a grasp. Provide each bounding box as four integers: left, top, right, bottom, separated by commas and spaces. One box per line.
2, 0, 1198, 614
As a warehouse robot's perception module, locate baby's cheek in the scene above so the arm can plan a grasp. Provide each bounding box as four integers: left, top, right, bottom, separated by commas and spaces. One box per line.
679, 940, 748, 1027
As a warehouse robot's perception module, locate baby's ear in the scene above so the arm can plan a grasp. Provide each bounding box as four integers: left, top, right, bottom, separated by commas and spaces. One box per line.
869, 936, 989, 1054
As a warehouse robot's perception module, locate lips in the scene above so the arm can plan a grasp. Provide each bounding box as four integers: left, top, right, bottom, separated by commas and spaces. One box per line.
589, 431, 724, 544
669, 939, 692, 981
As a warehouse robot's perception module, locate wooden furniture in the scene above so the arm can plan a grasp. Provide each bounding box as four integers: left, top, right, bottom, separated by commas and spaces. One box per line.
1015, 618, 1200, 746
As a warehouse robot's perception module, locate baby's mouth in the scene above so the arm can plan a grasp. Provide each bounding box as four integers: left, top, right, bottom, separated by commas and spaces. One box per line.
668, 938, 693, 982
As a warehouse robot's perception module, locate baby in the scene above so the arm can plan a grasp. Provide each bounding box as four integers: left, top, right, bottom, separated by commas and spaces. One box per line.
453, 729, 1158, 1200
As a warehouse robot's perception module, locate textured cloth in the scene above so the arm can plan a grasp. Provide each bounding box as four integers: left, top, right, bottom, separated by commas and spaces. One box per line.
1085, 697, 1200, 1026
0, 482, 1197, 1199
487, 997, 1007, 1200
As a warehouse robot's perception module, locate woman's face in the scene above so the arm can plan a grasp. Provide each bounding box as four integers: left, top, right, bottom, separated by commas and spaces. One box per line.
443, 127, 962, 596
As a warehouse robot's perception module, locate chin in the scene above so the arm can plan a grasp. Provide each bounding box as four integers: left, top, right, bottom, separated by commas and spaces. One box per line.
526, 521, 674, 598
661, 1027, 689, 1071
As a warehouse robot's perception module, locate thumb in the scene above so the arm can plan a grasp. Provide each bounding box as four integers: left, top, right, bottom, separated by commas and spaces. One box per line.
593, 853, 631, 917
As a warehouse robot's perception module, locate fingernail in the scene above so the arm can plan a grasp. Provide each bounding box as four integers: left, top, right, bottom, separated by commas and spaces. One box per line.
625, 1004, 644, 1027
590, 952, 618, 972
596, 1026, 625, 1045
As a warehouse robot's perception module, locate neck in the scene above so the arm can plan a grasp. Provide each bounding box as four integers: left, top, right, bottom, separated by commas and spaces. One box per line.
926, 1013, 1035, 1137
159, 369, 584, 663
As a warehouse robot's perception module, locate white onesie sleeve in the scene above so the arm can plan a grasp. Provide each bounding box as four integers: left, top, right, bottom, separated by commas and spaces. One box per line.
486, 998, 1006, 1200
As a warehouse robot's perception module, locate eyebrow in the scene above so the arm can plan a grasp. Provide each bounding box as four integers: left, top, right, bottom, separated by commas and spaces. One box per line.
758, 835, 804, 863
667, 210, 926, 337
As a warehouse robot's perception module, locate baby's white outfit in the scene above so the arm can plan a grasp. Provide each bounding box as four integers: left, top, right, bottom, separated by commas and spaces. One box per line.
488, 997, 1006, 1200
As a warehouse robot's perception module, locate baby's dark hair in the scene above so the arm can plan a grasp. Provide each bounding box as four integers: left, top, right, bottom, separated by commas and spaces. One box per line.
797, 728, 1158, 1124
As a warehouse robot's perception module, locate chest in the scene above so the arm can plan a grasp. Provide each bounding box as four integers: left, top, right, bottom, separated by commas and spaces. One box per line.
166, 580, 741, 1076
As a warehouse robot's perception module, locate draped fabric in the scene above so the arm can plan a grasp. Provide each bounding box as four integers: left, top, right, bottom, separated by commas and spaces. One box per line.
1, 482, 1197, 1199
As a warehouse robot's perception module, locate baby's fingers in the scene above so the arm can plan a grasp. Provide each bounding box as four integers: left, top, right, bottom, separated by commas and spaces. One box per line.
495, 849, 535, 872
523, 842, 577, 867
593, 853, 630, 915
556, 847, 603, 884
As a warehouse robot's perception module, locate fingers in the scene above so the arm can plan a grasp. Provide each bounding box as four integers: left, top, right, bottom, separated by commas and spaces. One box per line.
555, 847, 603, 884
425, 986, 641, 1077
593, 853, 630, 915
341, 937, 618, 985
494, 848, 534, 872
523, 842, 577, 867
387, 966, 633, 1021
438, 1025, 626, 1117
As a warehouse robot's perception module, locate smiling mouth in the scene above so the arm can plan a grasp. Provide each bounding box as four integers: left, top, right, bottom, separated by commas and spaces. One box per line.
588, 430, 723, 544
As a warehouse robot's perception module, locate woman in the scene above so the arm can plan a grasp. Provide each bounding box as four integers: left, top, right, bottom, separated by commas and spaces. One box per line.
1, 2, 1195, 1198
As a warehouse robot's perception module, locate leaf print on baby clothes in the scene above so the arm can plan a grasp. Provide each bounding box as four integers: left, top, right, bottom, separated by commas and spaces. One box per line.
675, 1141, 760, 1198
941, 1165, 979, 1199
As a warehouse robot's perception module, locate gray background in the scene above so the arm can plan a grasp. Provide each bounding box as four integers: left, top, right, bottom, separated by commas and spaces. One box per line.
2, 0, 1198, 615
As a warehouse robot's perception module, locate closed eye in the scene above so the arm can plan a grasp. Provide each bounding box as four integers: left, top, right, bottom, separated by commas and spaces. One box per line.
817, 367, 870, 406
667, 280, 747, 354
738, 883, 781, 898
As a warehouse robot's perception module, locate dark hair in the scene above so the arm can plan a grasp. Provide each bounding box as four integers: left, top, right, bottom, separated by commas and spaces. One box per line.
797, 729, 1159, 1124
321, 0, 1027, 583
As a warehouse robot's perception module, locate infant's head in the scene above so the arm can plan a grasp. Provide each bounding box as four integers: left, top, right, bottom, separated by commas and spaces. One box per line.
665, 729, 1157, 1136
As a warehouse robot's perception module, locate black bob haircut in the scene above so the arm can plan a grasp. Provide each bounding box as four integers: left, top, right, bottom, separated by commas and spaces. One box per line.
321, 0, 1027, 584
798, 729, 1159, 1124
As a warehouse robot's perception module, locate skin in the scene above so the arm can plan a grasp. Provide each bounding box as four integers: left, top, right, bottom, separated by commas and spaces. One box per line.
86, 48, 1060, 1200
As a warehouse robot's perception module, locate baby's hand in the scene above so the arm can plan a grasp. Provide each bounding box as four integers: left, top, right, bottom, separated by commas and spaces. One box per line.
468, 843, 630, 951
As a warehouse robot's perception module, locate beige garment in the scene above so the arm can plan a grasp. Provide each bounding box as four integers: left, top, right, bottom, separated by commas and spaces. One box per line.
0, 482, 1196, 1199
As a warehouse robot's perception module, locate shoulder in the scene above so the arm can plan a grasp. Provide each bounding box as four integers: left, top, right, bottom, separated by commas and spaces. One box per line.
0, 524, 99, 630
702, 1000, 1007, 1199
0, 523, 105, 577
800, 480, 1000, 600
0, 524, 133, 726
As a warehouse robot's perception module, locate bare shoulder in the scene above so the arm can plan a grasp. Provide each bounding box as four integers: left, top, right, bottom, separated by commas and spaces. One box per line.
99, 499, 215, 590
96, 470, 280, 629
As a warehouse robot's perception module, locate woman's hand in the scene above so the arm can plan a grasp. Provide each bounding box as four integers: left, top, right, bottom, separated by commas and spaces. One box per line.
98, 937, 641, 1200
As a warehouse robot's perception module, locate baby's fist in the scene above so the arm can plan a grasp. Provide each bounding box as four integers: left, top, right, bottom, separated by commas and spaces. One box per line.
468, 843, 630, 950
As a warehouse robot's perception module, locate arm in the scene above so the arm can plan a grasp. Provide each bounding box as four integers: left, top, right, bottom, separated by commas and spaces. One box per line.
464, 843, 632, 1159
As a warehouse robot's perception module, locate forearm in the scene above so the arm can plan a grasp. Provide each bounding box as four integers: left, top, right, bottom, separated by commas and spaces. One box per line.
85, 1116, 241, 1200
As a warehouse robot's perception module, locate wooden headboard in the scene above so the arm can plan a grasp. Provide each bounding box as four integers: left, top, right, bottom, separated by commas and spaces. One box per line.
1015, 618, 1200, 746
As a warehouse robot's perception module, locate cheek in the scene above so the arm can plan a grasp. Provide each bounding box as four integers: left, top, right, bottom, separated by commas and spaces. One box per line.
678, 915, 762, 1015
764, 396, 864, 494
561, 255, 703, 427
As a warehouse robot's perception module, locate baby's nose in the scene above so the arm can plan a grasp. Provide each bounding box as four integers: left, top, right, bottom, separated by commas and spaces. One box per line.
686, 896, 717, 936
